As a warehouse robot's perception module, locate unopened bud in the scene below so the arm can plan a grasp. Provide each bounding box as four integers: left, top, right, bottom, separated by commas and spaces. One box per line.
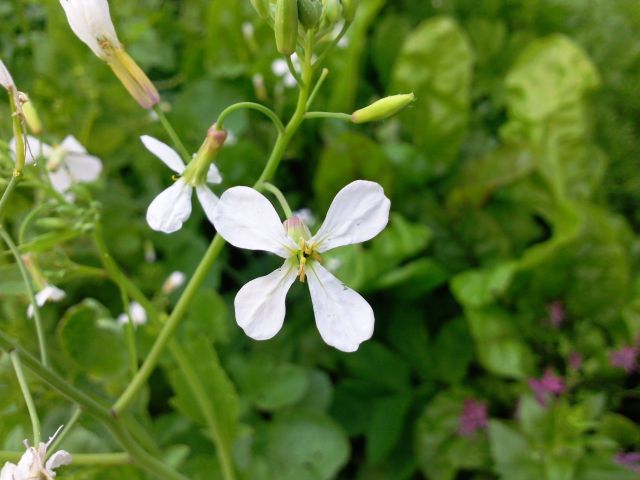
21, 96, 43, 135
162, 271, 187, 294
107, 49, 160, 110
341, 0, 358, 22
351, 93, 415, 124
182, 124, 227, 185
250, 0, 271, 19
298, 0, 322, 30
275, 0, 299, 55
323, 0, 342, 24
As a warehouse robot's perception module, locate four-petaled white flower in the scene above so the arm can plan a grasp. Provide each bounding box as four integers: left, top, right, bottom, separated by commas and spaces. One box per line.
27, 284, 66, 319
10, 135, 102, 195
212, 180, 390, 352
142, 135, 223, 233
0, 426, 72, 480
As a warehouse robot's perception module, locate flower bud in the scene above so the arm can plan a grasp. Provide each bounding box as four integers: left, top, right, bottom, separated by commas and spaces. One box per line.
275, 0, 299, 56
298, 0, 322, 30
323, 0, 342, 24
341, 0, 358, 22
250, 0, 271, 19
21, 95, 43, 135
351, 93, 415, 124
182, 124, 227, 185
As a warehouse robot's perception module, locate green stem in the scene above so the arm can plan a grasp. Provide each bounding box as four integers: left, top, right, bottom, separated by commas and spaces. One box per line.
217, 102, 285, 134
10, 350, 41, 444
46, 407, 82, 455
10, 92, 25, 174
0, 451, 131, 466
304, 111, 352, 121
153, 105, 191, 162
262, 182, 293, 219
0, 227, 49, 367
0, 175, 19, 219
306, 68, 329, 109
286, 54, 303, 86
119, 288, 139, 377
313, 22, 350, 71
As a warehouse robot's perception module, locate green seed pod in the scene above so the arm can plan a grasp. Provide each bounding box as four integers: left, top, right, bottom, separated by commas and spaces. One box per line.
298, 0, 322, 30
275, 0, 299, 55
323, 0, 342, 24
250, 0, 271, 19
341, 0, 358, 22
351, 93, 415, 124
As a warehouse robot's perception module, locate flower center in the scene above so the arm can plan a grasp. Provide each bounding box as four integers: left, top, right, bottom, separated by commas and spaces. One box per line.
283, 216, 322, 282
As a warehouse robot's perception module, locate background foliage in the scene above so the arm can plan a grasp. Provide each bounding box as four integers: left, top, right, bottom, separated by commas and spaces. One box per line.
1, 0, 640, 479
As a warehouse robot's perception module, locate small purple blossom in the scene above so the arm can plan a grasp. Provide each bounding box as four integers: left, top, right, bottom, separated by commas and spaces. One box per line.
568, 351, 583, 371
546, 300, 566, 329
614, 452, 640, 473
610, 346, 638, 373
457, 399, 488, 437
528, 369, 565, 407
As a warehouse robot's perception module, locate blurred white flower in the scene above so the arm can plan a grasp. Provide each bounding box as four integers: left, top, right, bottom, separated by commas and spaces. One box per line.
27, 284, 66, 319
0, 426, 71, 480
117, 301, 147, 327
292, 208, 316, 228
10, 135, 102, 194
162, 271, 187, 294
212, 180, 390, 352
142, 134, 223, 233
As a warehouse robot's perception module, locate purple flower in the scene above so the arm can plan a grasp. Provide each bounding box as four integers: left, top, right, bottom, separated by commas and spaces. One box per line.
528, 369, 565, 407
610, 346, 638, 373
614, 452, 640, 473
457, 399, 488, 437
547, 300, 566, 329
568, 351, 583, 371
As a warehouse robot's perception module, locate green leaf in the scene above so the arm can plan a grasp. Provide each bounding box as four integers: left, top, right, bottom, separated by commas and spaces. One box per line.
0, 264, 27, 297
391, 16, 474, 176
451, 262, 518, 308
245, 362, 310, 411
489, 420, 544, 480
343, 341, 411, 391
366, 393, 413, 465
56, 299, 128, 378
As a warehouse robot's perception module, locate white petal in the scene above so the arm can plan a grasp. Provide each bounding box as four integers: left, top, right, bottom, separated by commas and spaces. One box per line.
0, 461, 18, 480
48, 168, 73, 193
146, 179, 192, 233
0, 59, 15, 90
212, 186, 297, 257
60, 0, 119, 58
195, 185, 218, 225
59, 135, 86, 154
140, 135, 185, 174
234, 260, 297, 340
306, 263, 374, 352
10, 135, 52, 164
207, 163, 222, 184
45, 450, 72, 472
15, 448, 36, 474
63, 152, 103, 183
312, 180, 390, 252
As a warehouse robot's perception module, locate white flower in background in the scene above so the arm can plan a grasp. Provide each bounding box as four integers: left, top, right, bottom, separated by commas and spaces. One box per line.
271, 57, 297, 88
117, 301, 147, 327
142, 125, 226, 233
10, 135, 102, 194
0, 426, 71, 480
293, 208, 316, 228
162, 271, 187, 294
59, 0, 159, 109
212, 180, 390, 352
27, 284, 66, 319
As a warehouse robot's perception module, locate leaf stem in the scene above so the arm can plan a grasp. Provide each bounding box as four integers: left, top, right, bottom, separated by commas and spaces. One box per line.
217, 102, 285, 134
262, 182, 293, 219
0, 175, 19, 219
153, 105, 191, 162
10, 350, 41, 445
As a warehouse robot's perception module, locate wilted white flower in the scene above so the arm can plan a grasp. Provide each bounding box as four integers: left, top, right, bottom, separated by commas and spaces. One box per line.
59, 0, 159, 109
0, 426, 72, 480
143, 126, 226, 233
117, 301, 147, 327
27, 284, 66, 319
10, 135, 102, 195
212, 180, 390, 352
162, 271, 187, 294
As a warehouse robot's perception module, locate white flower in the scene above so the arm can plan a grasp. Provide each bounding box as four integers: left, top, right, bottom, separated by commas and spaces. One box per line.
142, 135, 223, 233
27, 284, 66, 319
162, 271, 187, 294
212, 180, 390, 352
10, 135, 102, 194
117, 301, 147, 327
59, 0, 120, 60
0, 426, 72, 480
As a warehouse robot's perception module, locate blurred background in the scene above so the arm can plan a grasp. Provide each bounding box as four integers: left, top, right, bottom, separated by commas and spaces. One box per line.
1, 0, 640, 478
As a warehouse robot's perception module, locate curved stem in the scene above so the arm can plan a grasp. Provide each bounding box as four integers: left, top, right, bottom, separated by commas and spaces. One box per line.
304, 111, 352, 121
153, 105, 191, 162
10, 350, 41, 445
306, 68, 329, 110
286, 55, 303, 86
0, 175, 19, 219
217, 102, 285, 134
262, 182, 293, 219
0, 227, 49, 367
313, 22, 350, 71
46, 407, 82, 456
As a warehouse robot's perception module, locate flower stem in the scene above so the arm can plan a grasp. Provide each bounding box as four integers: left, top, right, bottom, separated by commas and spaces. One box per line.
262, 182, 293, 219
0, 175, 19, 219
10, 350, 41, 445
306, 68, 329, 109
119, 287, 139, 377
0, 226, 49, 367
217, 102, 285, 134
304, 111, 352, 121
153, 105, 191, 162
46, 407, 82, 456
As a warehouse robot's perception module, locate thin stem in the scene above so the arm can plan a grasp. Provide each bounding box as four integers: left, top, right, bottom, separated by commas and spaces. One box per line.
153, 105, 191, 162
10, 92, 25, 174
0, 227, 49, 367
286, 54, 303, 86
313, 22, 350, 70
119, 288, 139, 377
46, 407, 82, 456
10, 350, 41, 445
262, 182, 293, 219
0, 175, 19, 219
217, 102, 285, 134
304, 111, 352, 121
306, 68, 329, 109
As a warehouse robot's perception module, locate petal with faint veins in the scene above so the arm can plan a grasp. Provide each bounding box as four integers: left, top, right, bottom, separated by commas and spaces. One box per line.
195, 185, 219, 226
146, 179, 192, 233
234, 260, 297, 340
312, 180, 390, 252
212, 186, 296, 257
306, 263, 374, 352
140, 135, 185, 174
207, 163, 222, 184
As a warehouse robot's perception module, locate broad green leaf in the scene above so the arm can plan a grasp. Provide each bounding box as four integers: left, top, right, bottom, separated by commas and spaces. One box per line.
343, 341, 411, 391
366, 393, 413, 465
489, 420, 544, 480
245, 362, 310, 411
451, 262, 518, 308
0, 264, 27, 297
